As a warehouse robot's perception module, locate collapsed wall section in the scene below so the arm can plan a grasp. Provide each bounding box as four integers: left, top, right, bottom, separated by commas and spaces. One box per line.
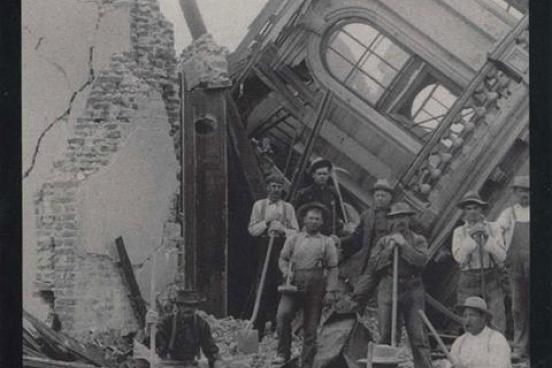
24, 0, 183, 336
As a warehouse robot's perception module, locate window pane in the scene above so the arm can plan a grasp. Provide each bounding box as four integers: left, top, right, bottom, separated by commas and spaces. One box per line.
326, 49, 355, 82
373, 37, 410, 69
329, 31, 366, 63
424, 98, 448, 117
342, 23, 379, 47
348, 70, 385, 104
358, 53, 398, 87
434, 85, 457, 107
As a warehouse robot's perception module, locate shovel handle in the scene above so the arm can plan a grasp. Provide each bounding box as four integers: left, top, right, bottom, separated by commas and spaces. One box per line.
418, 309, 455, 363
250, 234, 275, 324
391, 244, 399, 347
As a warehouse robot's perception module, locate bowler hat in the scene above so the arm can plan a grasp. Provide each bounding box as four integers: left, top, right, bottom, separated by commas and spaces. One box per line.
387, 202, 416, 217
371, 178, 394, 194
174, 289, 205, 305
297, 202, 330, 220
457, 191, 487, 208
456, 296, 493, 319
511, 175, 529, 189
308, 157, 333, 174
265, 174, 285, 185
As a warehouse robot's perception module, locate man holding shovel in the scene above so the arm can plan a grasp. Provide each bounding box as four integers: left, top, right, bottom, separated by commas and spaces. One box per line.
273, 202, 340, 367
356, 202, 433, 368
248, 174, 299, 340
452, 191, 506, 334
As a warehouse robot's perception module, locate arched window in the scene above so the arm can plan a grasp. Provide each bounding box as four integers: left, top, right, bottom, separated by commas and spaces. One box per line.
324, 22, 411, 105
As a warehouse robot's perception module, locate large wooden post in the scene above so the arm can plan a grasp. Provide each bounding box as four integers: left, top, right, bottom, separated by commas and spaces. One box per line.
179, 0, 231, 316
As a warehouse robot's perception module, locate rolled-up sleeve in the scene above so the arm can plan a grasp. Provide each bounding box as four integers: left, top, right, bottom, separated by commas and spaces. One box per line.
400, 234, 428, 267
283, 203, 299, 237
279, 235, 294, 275
325, 238, 339, 291
248, 201, 267, 236
452, 226, 477, 266
485, 222, 507, 264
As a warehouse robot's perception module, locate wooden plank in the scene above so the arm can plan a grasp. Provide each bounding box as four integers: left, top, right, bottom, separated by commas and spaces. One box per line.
114, 237, 147, 329
226, 92, 267, 200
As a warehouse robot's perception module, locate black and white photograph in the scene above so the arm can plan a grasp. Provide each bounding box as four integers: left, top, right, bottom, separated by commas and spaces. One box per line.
16, 1, 540, 368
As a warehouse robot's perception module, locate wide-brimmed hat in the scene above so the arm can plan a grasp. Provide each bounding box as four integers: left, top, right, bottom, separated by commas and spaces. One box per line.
511, 175, 529, 189
174, 289, 205, 305
358, 343, 410, 365
387, 202, 416, 217
457, 191, 487, 208
371, 178, 394, 194
297, 202, 330, 220
265, 174, 285, 185
308, 157, 333, 174
456, 296, 493, 319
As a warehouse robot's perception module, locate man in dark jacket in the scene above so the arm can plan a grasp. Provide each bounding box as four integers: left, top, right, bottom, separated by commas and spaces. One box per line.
292, 158, 345, 236
338, 178, 394, 287
145, 290, 224, 368
352, 202, 433, 368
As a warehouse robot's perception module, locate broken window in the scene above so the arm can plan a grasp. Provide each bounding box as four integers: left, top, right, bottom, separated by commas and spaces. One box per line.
323, 20, 463, 142
324, 21, 411, 105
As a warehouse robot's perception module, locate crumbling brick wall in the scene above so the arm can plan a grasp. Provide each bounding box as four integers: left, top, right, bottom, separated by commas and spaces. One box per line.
28, 0, 182, 337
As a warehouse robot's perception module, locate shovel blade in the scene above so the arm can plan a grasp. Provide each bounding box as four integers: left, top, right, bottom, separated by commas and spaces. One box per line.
236, 329, 259, 354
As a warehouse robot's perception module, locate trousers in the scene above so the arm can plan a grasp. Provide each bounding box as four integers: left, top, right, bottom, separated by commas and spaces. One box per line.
276, 269, 325, 368
253, 237, 285, 337
377, 276, 433, 368
506, 220, 529, 357
457, 268, 506, 333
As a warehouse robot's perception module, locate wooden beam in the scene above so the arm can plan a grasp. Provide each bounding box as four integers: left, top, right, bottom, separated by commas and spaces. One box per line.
114, 237, 147, 329
179, 0, 208, 40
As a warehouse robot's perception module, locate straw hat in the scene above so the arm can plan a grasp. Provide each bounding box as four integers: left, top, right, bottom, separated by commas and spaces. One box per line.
456, 191, 487, 208
456, 296, 493, 319
297, 202, 330, 220
511, 175, 529, 189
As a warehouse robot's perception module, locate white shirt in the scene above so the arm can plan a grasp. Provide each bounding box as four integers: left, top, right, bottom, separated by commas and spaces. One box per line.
496, 203, 530, 252
449, 326, 511, 368
452, 221, 506, 270
248, 198, 298, 237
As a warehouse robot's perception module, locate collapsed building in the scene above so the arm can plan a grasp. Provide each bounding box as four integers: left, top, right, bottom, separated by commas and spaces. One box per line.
22, 0, 529, 366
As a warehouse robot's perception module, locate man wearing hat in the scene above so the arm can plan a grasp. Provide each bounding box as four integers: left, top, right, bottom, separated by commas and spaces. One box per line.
145, 290, 225, 368
274, 202, 339, 367
447, 296, 511, 368
496, 176, 530, 361
356, 202, 433, 368
248, 174, 299, 339
452, 191, 507, 333
292, 158, 345, 236
338, 178, 394, 287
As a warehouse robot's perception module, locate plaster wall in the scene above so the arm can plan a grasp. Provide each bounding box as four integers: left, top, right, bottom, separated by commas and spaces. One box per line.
23, 0, 181, 336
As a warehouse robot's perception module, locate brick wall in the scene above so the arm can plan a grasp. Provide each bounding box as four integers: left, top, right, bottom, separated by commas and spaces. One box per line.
32, 0, 182, 337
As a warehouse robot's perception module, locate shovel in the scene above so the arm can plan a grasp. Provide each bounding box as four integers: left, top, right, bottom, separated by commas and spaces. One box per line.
359, 243, 402, 367
236, 234, 275, 354
278, 262, 298, 295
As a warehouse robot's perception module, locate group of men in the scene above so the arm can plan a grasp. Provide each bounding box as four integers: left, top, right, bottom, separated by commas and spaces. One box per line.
141, 155, 529, 368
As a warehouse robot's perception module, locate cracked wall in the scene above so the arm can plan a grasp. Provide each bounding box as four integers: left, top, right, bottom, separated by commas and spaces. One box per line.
23, 0, 182, 336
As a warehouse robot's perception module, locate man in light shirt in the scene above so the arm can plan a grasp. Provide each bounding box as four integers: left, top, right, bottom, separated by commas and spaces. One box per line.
496, 175, 529, 361
447, 296, 511, 368
274, 202, 339, 367
248, 174, 299, 340
452, 191, 507, 333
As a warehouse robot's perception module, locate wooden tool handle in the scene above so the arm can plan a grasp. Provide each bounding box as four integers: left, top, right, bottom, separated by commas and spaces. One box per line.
391, 244, 399, 347
418, 309, 455, 363
250, 234, 275, 324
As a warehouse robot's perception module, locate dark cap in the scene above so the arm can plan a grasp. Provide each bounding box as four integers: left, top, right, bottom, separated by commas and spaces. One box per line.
387, 202, 416, 217
265, 174, 285, 185
308, 157, 333, 175
174, 289, 205, 305
371, 179, 394, 194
